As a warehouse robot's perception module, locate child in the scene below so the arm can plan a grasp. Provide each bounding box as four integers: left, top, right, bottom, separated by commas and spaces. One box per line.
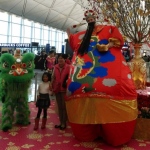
34, 72, 51, 130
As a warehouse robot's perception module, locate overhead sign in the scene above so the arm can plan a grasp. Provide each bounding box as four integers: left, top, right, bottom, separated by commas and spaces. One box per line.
0, 43, 31, 48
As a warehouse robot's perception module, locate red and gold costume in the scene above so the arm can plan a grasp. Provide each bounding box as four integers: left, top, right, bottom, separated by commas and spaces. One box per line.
66, 25, 138, 146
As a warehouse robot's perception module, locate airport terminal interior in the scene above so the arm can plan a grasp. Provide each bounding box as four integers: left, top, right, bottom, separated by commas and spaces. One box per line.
0, 0, 150, 149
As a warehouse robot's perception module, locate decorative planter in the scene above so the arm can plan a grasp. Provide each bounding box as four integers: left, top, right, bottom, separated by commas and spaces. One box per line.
133, 118, 150, 140
129, 44, 147, 90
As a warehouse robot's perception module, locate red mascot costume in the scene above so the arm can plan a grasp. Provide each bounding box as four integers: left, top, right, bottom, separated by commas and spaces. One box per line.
65, 10, 138, 146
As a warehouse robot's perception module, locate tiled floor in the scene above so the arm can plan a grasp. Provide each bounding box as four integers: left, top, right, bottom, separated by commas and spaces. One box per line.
28, 69, 56, 102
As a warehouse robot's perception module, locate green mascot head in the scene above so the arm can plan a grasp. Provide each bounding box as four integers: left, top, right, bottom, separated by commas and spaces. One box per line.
0, 53, 35, 82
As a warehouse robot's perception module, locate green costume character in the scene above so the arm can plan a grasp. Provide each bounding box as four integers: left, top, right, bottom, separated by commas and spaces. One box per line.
0, 53, 35, 132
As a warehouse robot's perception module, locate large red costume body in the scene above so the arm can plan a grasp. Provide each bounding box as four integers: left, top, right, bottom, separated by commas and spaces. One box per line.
66, 25, 138, 146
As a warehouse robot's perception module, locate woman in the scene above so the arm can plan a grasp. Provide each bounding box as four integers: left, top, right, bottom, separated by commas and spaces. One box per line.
51, 54, 70, 130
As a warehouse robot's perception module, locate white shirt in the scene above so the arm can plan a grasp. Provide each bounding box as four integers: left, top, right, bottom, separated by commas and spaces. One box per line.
37, 81, 50, 95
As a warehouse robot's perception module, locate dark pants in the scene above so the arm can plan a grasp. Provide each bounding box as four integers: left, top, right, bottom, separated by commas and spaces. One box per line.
36, 108, 47, 118
55, 92, 67, 126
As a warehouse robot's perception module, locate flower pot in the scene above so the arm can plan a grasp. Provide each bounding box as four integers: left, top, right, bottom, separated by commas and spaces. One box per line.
133, 118, 150, 140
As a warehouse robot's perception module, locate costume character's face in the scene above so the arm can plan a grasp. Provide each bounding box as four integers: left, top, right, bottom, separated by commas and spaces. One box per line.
86, 17, 96, 23
0, 53, 35, 82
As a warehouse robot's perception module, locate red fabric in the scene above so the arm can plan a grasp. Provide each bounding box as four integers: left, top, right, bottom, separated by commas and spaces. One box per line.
101, 120, 136, 146
67, 25, 137, 100
66, 25, 137, 146
69, 123, 102, 141
70, 120, 136, 146
52, 63, 70, 93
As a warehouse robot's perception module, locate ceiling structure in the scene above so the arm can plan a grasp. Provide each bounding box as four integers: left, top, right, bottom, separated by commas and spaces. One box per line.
0, 0, 149, 50
0, 0, 91, 33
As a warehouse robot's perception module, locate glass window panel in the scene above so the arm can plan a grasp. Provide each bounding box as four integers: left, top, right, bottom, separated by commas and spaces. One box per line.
56, 32, 59, 40
32, 27, 35, 39
0, 21, 8, 35
44, 25, 49, 30
24, 19, 32, 26
43, 40, 49, 45
0, 35, 7, 43
11, 36, 20, 43
58, 32, 63, 42
34, 39, 40, 44
35, 28, 40, 39
24, 26, 31, 38
51, 41, 55, 47
56, 42, 62, 53
51, 31, 56, 40
43, 30, 49, 41
51, 28, 56, 32
35, 22, 41, 28
12, 23, 20, 37
12, 15, 21, 24
23, 38, 31, 43
0, 12, 8, 21
49, 30, 52, 40
64, 33, 68, 40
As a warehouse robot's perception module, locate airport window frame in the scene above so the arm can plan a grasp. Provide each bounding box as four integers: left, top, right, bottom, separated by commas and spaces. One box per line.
0, 11, 67, 53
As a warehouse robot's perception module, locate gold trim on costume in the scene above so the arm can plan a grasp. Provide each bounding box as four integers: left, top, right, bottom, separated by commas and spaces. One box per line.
66, 97, 138, 124
109, 38, 121, 47
96, 44, 109, 52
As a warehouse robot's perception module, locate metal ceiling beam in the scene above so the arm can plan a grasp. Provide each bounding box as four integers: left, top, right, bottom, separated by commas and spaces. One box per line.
44, 0, 56, 24
22, 0, 27, 18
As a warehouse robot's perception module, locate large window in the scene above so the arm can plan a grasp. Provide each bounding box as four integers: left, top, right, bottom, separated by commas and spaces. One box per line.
23, 26, 31, 38
24, 19, 32, 26
11, 36, 20, 43
43, 30, 49, 41
0, 21, 8, 35
23, 38, 31, 43
12, 23, 20, 37
0, 11, 67, 53
12, 15, 21, 24
34, 28, 41, 39
0, 35, 7, 43
0, 12, 8, 21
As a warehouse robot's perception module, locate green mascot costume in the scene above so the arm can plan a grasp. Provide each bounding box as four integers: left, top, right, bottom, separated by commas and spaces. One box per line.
0, 52, 35, 132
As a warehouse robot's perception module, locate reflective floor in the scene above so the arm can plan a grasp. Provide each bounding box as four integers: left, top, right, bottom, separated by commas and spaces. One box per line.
28, 69, 55, 102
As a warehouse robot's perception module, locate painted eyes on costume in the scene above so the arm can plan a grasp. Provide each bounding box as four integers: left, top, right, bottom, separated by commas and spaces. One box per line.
3, 61, 9, 68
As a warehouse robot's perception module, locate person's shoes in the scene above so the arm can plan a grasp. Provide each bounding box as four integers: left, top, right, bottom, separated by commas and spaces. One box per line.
60, 125, 66, 130
55, 125, 61, 128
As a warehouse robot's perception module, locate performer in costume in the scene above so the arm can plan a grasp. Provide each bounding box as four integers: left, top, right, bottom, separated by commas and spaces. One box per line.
0, 53, 35, 132
66, 10, 138, 146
